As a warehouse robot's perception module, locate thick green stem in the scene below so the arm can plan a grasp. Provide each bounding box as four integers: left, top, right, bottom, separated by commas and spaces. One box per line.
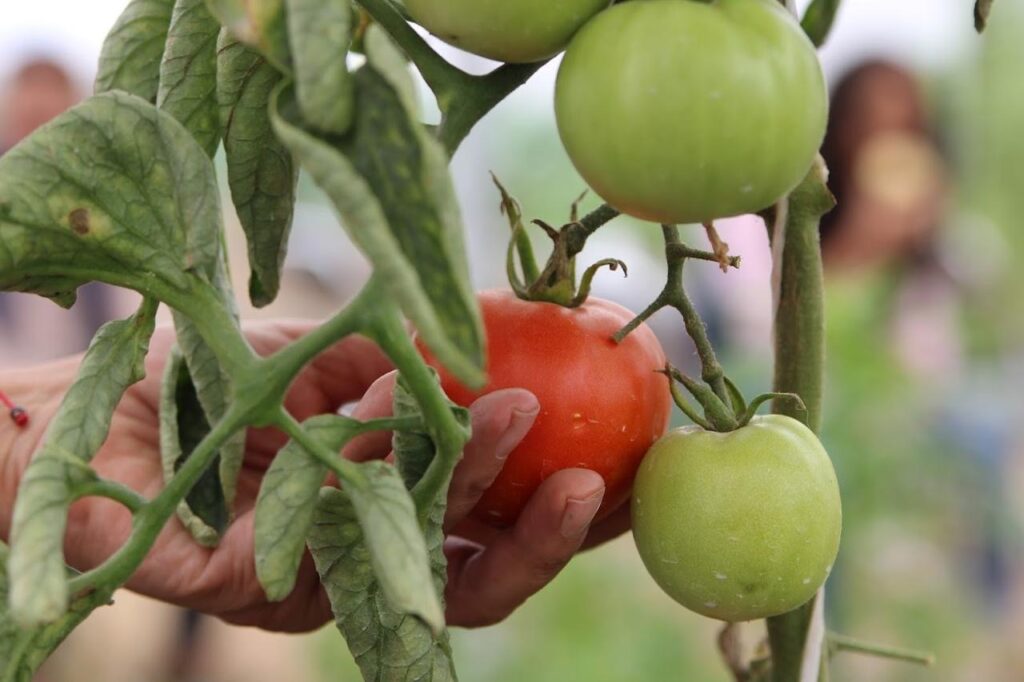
765, 159, 836, 682
166, 278, 258, 379
354, 0, 545, 155
353, 0, 465, 97
260, 279, 382, 401
67, 407, 248, 594
437, 63, 547, 155
366, 300, 469, 518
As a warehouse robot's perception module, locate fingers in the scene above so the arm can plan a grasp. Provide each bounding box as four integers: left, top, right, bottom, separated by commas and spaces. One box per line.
242, 321, 394, 418
444, 389, 539, 531
581, 501, 632, 550
342, 372, 398, 462
444, 468, 605, 628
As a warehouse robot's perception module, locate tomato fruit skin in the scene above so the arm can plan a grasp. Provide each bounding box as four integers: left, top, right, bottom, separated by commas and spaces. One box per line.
555, 0, 828, 225
631, 415, 841, 622
421, 289, 671, 527
404, 0, 612, 64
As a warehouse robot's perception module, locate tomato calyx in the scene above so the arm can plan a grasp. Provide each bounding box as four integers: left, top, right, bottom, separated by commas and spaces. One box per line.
493, 175, 626, 308
661, 364, 806, 432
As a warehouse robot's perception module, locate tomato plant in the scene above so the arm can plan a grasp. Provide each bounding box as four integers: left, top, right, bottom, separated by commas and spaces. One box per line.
555, 0, 828, 224
632, 415, 841, 622
0, 0, 988, 679
405, 0, 611, 63
422, 289, 671, 526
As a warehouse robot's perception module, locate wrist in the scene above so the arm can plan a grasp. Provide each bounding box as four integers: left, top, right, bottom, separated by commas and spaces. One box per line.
0, 357, 78, 542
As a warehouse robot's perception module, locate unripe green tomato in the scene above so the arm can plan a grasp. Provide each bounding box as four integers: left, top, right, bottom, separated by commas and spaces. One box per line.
555, 0, 828, 224
404, 0, 611, 63
631, 415, 841, 622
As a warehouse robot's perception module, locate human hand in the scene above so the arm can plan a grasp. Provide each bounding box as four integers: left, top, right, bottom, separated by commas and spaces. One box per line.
0, 320, 631, 631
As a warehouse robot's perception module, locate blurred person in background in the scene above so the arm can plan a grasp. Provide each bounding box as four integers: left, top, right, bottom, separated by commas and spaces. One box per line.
816, 59, 1017, 640
0, 57, 123, 366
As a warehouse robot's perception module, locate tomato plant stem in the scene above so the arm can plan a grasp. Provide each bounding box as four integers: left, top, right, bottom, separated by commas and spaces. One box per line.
66, 406, 248, 595
764, 159, 835, 682
828, 633, 935, 666
367, 301, 470, 520
71, 480, 148, 514
615, 225, 731, 411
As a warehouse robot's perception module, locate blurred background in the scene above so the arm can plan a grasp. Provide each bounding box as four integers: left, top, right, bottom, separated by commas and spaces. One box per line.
3, 1, 1024, 680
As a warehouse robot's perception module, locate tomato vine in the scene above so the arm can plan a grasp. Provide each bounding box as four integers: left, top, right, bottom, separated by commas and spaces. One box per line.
0, 0, 994, 680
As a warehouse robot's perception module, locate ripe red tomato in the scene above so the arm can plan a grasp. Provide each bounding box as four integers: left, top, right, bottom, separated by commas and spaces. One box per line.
421, 289, 671, 527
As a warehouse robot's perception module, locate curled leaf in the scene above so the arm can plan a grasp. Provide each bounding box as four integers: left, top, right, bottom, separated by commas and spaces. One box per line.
286, 0, 355, 135
254, 415, 358, 601
270, 28, 485, 388
8, 302, 157, 626
159, 347, 226, 546
158, 0, 223, 156
205, 0, 291, 71
309, 486, 456, 682
95, 0, 176, 101
217, 32, 298, 307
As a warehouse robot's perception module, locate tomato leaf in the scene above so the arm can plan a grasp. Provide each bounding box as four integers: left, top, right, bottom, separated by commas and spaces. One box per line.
392, 374, 457, 599
6, 302, 157, 627
286, 0, 355, 135
205, 0, 291, 72
975, 0, 995, 32
157, 0, 223, 157
800, 0, 841, 48
0, 92, 223, 303
253, 415, 355, 602
270, 27, 485, 388
95, 0, 176, 102
308, 485, 456, 682
159, 347, 228, 545
1, 540, 114, 682
217, 33, 298, 308
158, 10, 247, 526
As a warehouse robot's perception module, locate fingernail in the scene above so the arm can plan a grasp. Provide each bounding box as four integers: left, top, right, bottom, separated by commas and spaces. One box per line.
494, 405, 539, 460
560, 487, 604, 538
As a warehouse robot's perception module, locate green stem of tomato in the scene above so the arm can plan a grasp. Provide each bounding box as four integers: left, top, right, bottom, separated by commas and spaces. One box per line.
353, 0, 546, 156
615, 225, 733, 418
365, 299, 471, 521
764, 158, 836, 682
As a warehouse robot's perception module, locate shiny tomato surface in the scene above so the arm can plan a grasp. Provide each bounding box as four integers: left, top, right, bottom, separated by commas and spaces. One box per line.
422, 289, 671, 527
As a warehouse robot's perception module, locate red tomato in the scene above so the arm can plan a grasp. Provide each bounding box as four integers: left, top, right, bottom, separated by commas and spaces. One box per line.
421, 289, 671, 527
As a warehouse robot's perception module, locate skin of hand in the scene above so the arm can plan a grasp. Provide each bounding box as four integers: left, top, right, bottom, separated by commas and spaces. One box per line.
0, 320, 632, 632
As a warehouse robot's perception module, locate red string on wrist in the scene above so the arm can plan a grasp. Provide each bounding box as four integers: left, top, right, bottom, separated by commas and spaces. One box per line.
0, 389, 29, 428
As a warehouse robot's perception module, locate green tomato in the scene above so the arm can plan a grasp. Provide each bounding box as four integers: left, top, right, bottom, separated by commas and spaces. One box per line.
404, 0, 611, 64
631, 415, 841, 622
555, 0, 828, 224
